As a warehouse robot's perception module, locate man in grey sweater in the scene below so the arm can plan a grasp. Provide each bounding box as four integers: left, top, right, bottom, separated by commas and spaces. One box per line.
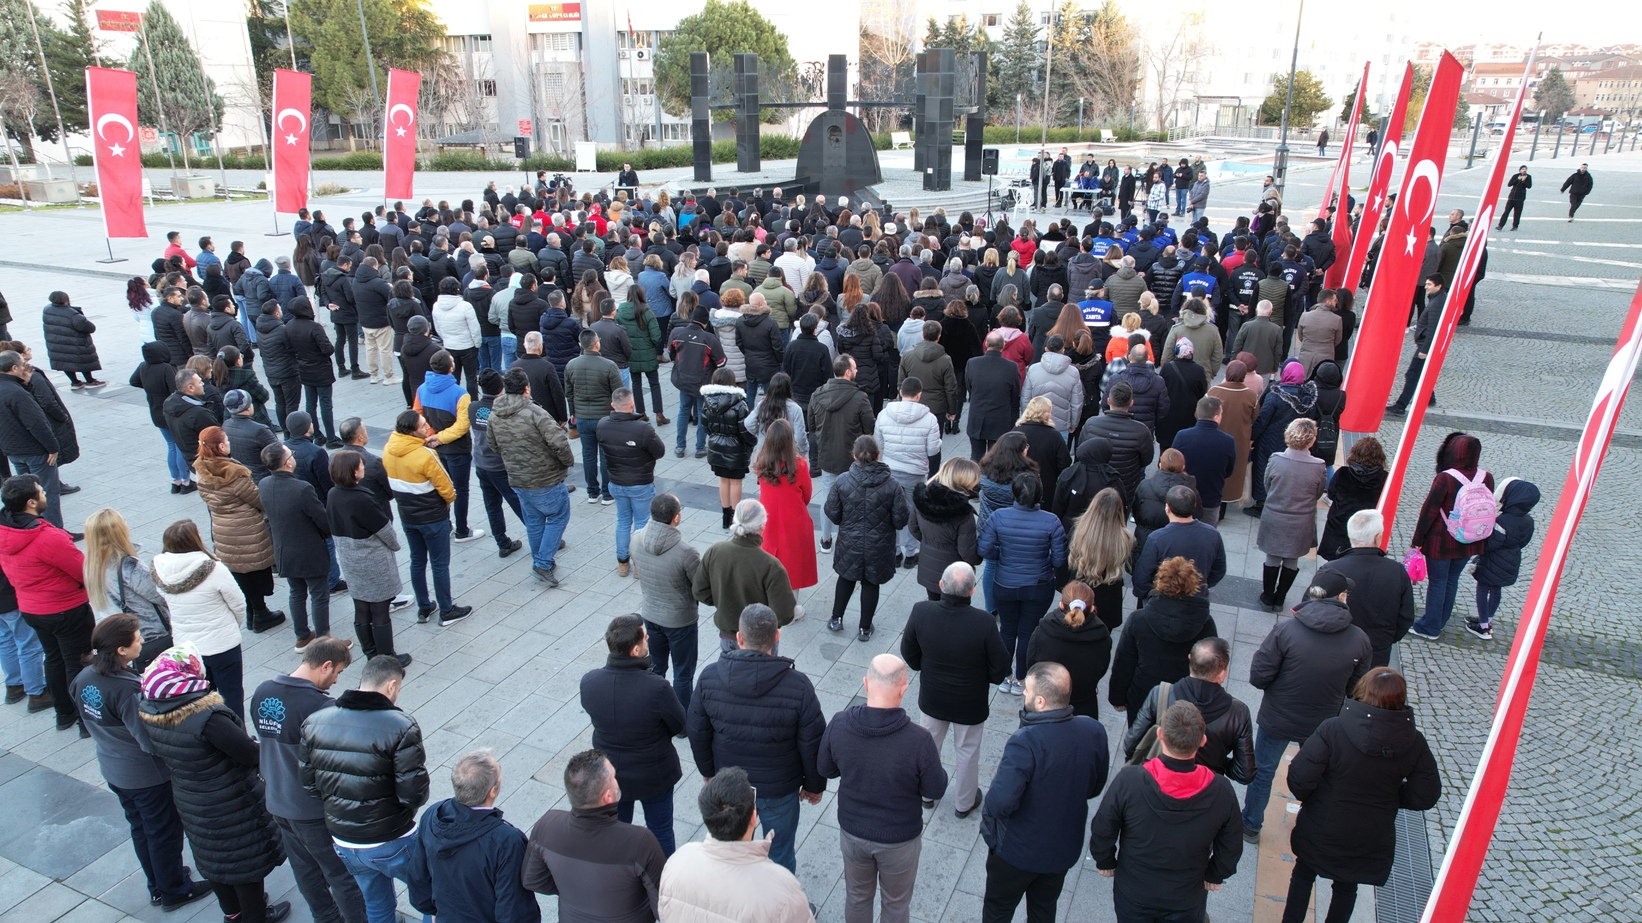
630, 492, 701, 710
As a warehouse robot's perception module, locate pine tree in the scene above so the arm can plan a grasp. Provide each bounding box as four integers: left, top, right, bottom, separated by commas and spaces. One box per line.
42, 0, 105, 137
129, 0, 224, 171
287, 0, 443, 122
992, 0, 1041, 122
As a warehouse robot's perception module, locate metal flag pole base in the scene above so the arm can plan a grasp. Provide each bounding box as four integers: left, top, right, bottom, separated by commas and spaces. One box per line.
95, 237, 127, 264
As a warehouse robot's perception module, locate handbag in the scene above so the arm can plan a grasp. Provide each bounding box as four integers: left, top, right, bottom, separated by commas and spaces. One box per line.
1403, 547, 1428, 583
1125, 681, 1173, 766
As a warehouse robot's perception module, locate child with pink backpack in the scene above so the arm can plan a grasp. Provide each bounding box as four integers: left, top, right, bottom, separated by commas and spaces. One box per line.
1408, 433, 1495, 640
1467, 478, 1541, 640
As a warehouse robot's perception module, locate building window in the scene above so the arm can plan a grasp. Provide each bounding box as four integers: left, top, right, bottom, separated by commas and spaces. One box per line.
478, 80, 497, 97
542, 71, 565, 92
618, 30, 653, 49
1039, 13, 1050, 24
473, 34, 492, 52
983, 13, 999, 26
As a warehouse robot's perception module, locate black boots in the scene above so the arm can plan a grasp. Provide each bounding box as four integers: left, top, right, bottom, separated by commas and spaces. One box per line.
1271, 567, 1300, 612
248, 599, 287, 634
357, 612, 413, 667
721, 506, 734, 530
1259, 565, 1280, 608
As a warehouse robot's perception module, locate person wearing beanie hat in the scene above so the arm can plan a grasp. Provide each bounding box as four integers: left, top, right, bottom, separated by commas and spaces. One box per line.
667, 297, 726, 458
270, 254, 306, 309
398, 314, 439, 408
223, 388, 279, 482
138, 644, 293, 923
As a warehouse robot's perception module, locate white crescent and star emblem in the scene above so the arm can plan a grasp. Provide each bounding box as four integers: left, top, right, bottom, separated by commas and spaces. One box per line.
96, 112, 134, 157
1401, 158, 1439, 256
277, 107, 307, 146
388, 103, 415, 138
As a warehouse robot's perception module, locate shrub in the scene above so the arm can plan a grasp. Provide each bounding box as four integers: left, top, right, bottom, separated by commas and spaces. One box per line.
313, 182, 352, 196
313, 151, 384, 170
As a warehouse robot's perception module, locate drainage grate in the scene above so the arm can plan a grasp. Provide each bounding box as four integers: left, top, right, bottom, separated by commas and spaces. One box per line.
1379, 646, 1436, 923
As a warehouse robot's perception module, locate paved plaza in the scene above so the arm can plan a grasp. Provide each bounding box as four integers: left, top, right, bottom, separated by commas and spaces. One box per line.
0, 142, 1637, 923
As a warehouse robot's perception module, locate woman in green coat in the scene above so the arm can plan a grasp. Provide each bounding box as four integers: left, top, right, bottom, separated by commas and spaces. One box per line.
616, 284, 668, 423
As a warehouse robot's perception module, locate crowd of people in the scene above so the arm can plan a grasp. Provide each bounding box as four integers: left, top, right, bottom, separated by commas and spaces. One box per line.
0, 161, 1554, 923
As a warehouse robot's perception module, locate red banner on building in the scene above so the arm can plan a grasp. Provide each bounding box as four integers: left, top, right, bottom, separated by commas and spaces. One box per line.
1337, 51, 1462, 433
95, 9, 142, 31
1322, 62, 1370, 288
85, 66, 147, 239
1341, 63, 1415, 293
383, 69, 421, 201
272, 69, 311, 214
1375, 53, 1534, 536
1419, 275, 1642, 923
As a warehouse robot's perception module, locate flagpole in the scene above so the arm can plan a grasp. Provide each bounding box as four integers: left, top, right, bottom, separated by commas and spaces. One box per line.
137, 15, 179, 175
184, 17, 232, 200
25, 6, 79, 191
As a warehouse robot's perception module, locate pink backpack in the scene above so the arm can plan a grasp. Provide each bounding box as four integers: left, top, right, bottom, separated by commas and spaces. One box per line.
1443, 468, 1497, 543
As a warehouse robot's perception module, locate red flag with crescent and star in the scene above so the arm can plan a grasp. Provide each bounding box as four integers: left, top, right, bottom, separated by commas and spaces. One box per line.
1322, 62, 1370, 288
1375, 50, 1535, 535
272, 69, 312, 214
85, 66, 146, 238
1337, 51, 1463, 433
1341, 62, 1415, 293
383, 69, 421, 201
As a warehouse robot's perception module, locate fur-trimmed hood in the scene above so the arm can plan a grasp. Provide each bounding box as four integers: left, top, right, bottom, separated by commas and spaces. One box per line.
913, 479, 976, 523
151, 552, 219, 595
139, 689, 224, 726
192, 456, 252, 490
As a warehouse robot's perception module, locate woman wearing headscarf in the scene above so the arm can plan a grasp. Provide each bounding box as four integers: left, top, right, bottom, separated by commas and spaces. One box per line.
137, 645, 290, 923
1247, 359, 1315, 518
1208, 359, 1260, 517
71, 616, 212, 911
1157, 338, 1208, 452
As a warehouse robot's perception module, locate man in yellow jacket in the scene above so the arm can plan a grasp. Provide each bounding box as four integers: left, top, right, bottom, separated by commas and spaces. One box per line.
382, 409, 472, 626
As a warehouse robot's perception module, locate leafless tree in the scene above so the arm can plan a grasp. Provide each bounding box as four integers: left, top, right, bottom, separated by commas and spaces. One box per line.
857, 0, 917, 133
0, 69, 42, 204
1143, 12, 1210, 130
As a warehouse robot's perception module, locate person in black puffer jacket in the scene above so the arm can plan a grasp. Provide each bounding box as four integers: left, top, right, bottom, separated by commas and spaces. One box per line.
909, 460, 982, 599
398, 316, 438, 408
1146, 250, 1185, 306
1024, 582, 1112, 718
835, 309, 889, 413
41, 292, 103, 386
205, 301, 252, 359
824, 435, 910, 639
1119, 637, 1254, 782
299, 655, 429, 920
131, 342, 183, 484
1249, 360, 1316, 514
686, 604, 826, 874
282, 297, 338, 443
700, 371, 756, 486
137, 649, 289, 922
1108, 556, 1216, 721
538, 296, 582, 380
1079, 383, 1153, 511
387, 282, 428, 353
1319, 437, 1387, 561
255, 303, 300, 434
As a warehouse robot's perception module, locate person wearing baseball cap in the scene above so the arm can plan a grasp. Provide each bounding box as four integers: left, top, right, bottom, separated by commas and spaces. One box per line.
1240, 566, 1373, 845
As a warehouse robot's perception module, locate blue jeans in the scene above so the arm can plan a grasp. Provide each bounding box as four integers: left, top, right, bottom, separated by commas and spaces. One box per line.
745, 378, 766, 405
1175, 187, 1188, 213
0, 609, 45, 694
610, 482, 654, 561
499, 335, 515, 372
618, 368, 632, 392
645, 620, 698, 712
403, 519, 453, 612
335, 834, 421, 923
1241, 729, 1293, 833
479, 335, 503, 373
1412, 555, 1470, 637
326, 537, 343, 587
577, 416, 609, 496
439, 453, 474, 535
110, 781, 194, 904
757, 789, 802, 874
159, 430, 190, 482
475, 464, 522, 548
982, 559, 998, 613
675, 391, 706, 453
817, 471, 839, 541
515, 484, 570, 571
617, 792, 676, 856
11, 454, 62, 528
1476, 583, 1502, 629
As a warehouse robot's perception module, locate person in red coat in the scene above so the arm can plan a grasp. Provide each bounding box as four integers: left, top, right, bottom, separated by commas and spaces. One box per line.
995, 306, 1033, 384
1408, 432, 1493, 640
753, 419, 817, 591
0, 473, 93, 731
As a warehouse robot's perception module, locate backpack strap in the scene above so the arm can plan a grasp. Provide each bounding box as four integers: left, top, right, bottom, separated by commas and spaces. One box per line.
1444, 468, 1475, 488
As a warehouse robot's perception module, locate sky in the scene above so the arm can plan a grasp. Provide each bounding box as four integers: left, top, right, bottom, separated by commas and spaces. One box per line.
1404, 2, 1641, 52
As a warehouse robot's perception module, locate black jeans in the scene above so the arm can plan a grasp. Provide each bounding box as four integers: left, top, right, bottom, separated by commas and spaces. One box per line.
111, 781, 194, 905
1497, 198, 1523, 230
1281, 855, 1358, 923
1389, 353, 1428, 411
213, 880, 271, 923
646, 620, 698, 712
271, 377, 301, 433
834, 576, 882, 630
631, 368, 665, 417
288, 574, 330, 638
981, 850, 1066, 923
272, 814, 367, 923
304, 384, 336, 441
22, 603, 94, 723
449, 347, 480, 397
475, 464, 521, 548
439, 452, 474, 535
970, 437, 995, 461
333, 322, 359, 372
1114, 891, 1209, 923
1569, 193, 1586, 217
202, 645, 245, 722
352, 598, 399, 658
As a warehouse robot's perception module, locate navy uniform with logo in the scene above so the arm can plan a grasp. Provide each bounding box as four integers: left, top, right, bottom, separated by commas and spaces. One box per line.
250, 672, 369, 923
71, 662, 209, 909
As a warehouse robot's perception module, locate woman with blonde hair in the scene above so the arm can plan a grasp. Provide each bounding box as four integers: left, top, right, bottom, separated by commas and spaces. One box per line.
862, 209, 881, 241
1025, 580, 1111, 718
1066, 487, 1134, 631
1257, 417, 1328, 611
654, 189, 675, 227
84, 508, 172, 671
604, 255, 635, 305
148, 519, 253, 719
189, 426, 283, 638
1010, 396, 1070, 500
909, 456, 983, 600
1107, 312, 1150, 363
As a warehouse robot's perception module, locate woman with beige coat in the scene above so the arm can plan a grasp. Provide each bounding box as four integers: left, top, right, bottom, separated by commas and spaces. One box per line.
190, 426, 285, 635
1208, 359, 1261, 509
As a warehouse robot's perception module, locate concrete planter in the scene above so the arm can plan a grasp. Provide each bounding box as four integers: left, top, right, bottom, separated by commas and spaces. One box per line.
0, 165, 42, 184
23, 179, 79, 204
171, 176, 216, 199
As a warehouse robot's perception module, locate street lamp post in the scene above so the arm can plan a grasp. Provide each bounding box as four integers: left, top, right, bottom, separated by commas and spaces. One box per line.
1272, 0, 1305, 207
356, 0, 382, 142
1040, 1, 1059, 147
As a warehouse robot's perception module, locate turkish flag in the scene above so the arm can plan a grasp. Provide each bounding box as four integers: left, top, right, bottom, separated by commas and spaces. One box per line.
383, 69, 421, 201
1341, 63, 1415, 293
1322, 62, 1370, 288
272, 69, 312, 214
1337, 52, 1463, 432
85, 66, 146, 238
